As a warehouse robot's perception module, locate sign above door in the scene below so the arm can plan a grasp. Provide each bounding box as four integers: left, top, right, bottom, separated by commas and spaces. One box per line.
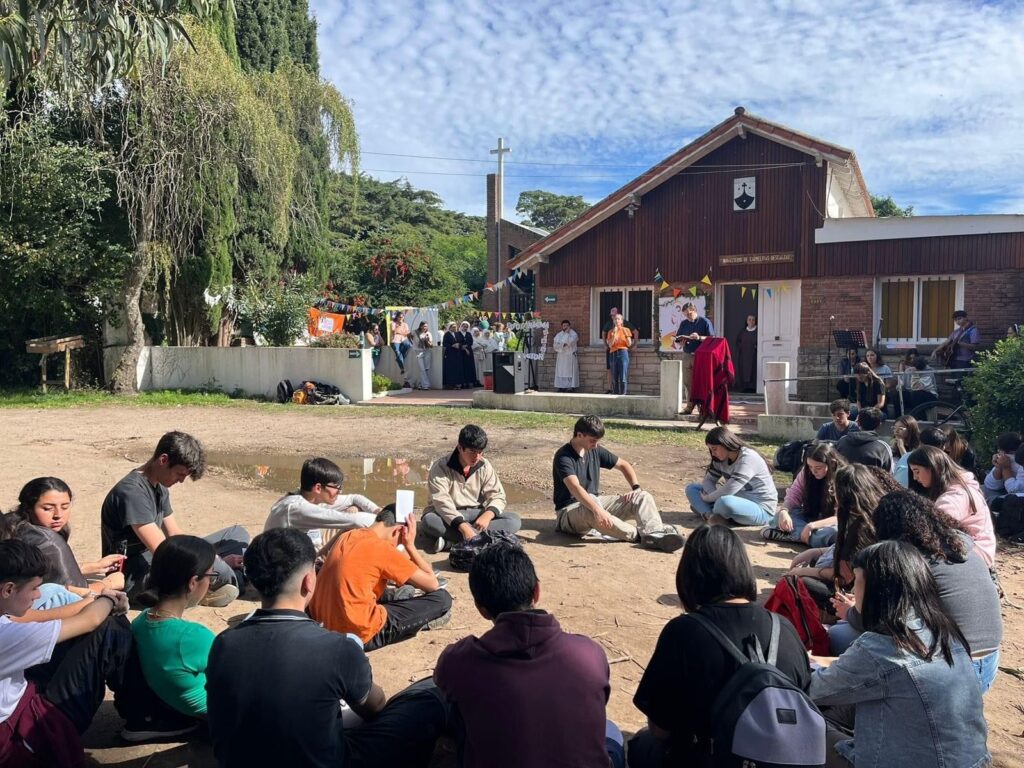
718, 252, 795, 267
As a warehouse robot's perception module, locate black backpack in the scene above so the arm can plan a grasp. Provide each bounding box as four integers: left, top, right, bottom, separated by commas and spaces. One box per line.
449, 529, 522, 572
276, 379, 294, 404
995, 494, 1024, 541
689, 612, 826, 768
774, 440, 812, 478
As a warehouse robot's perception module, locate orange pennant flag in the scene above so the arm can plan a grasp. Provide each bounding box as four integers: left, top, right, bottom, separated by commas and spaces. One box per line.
672, 288, 682, 298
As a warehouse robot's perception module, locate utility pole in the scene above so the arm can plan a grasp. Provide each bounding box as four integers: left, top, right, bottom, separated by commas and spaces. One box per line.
490, 137, 511, 314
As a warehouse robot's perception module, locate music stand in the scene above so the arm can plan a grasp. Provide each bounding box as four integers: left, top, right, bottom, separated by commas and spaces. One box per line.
833, 329, 868, 399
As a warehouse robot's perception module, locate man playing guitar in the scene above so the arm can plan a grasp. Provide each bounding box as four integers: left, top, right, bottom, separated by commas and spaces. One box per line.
934, 310, 980, 368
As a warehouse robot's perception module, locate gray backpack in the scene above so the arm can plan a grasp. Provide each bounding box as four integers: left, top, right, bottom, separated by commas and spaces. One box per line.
689, 612, 826, 768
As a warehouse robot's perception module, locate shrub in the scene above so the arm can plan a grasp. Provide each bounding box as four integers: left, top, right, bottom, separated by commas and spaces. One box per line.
236, 275, 318, 347
372, 373, 401, 394
310, 332, 360, 349
963, 336, 1024, 457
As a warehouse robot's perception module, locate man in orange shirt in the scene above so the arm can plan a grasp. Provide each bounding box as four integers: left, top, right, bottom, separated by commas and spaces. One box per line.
605, 314, 635, 395
308, 507, 452, 651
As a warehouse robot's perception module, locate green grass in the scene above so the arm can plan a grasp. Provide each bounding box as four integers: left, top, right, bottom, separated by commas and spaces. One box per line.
0, 388, 256, 409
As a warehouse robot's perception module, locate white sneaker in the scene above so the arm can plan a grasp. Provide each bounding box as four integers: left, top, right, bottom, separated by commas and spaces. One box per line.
200, 583, 239, 608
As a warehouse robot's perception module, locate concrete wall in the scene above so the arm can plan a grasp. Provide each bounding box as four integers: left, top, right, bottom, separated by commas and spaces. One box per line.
111, 346, 374, 402
373, 346, 445, 389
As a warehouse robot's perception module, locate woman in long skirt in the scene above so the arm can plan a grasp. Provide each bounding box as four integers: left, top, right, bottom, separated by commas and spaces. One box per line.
459, 321, 479, 388
734, 314, 758, 392
442, 322, 464, 389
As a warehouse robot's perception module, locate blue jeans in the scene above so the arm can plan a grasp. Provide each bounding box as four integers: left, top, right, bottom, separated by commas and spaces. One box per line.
392, 340, 412, 374
612, 349, 630, 394
684, 483, 773, 526
766, 508, 837, 547
973, 649, 999, 694
828, 620, 862, 655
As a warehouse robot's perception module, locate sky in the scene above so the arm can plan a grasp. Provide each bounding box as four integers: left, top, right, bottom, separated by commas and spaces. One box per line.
310, 0, 1024, 220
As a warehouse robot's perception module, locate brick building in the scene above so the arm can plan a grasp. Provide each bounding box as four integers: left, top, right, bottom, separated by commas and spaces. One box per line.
492, 107, 1024, 398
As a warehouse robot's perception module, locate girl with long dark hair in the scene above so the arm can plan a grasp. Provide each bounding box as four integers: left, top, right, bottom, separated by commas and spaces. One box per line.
130, 535, 217, 727
907, 445, 995, 566
12, 477, 124, 592
684, 427, 777, 527
810, 541, 989, 768
891, 414, 921, 486
761, 442, 846, 546
854, 362, 886, 412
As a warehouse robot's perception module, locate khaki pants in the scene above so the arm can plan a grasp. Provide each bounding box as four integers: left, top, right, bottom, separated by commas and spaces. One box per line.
681, 352, 695, 403
556, 491, 665, 542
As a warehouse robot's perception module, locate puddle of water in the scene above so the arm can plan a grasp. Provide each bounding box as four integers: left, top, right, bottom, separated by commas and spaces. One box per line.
206, 452, 545, 508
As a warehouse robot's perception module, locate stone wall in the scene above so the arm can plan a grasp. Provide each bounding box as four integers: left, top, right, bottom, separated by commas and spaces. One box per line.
535, 347, 663, 396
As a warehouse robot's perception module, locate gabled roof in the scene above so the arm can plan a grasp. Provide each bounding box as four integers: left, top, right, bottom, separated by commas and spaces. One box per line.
508, 107, 874, 270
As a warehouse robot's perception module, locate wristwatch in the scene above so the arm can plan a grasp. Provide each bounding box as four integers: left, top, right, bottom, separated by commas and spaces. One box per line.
631, 483, 641, 491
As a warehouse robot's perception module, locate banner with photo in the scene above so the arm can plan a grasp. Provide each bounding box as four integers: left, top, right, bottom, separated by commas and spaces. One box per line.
658, 295, 708, 351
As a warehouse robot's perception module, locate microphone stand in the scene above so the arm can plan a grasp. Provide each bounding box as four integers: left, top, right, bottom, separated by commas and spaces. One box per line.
827, 315, 834, 396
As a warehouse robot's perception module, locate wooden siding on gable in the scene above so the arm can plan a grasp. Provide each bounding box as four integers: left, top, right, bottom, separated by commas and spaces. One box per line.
541, 134, 826, 287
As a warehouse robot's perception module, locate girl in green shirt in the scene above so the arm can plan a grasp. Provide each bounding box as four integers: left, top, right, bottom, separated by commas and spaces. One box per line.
131, 536, 218, 719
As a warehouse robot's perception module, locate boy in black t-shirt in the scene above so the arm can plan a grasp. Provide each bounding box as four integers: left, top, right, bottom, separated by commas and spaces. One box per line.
551, 416, 683, 553
100, 431, 250, 607
205, 528, 445, 768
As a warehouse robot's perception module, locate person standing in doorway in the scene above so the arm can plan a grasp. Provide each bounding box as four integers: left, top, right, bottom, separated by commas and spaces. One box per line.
674, 302, 715, 414
734, 313, 757, 392
601, 308, 633, 394
552, 320, 579, 392
605, 314, 634, 395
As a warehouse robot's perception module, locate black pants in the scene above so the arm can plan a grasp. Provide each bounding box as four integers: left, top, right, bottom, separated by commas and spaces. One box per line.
114, 643, 200, 729
364, 591, 453, 651
124, 525, 250, 604
346, 678, 448, 768
26, 615, 133, 733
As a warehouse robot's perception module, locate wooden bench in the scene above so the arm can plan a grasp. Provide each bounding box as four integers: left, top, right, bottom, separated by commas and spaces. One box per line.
25, 335, 86, 392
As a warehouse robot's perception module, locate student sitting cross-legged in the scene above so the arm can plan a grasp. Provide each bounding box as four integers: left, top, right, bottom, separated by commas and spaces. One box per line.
205, 528, 447, 768
308, 506, 452, 650
685, 427, 778, 527
265, 457, 381, 551
435, 543, 625, 768
0, 539, 133, 768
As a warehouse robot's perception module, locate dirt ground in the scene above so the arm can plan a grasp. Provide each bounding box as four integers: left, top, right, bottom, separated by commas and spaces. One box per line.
1, 404, 1021, 767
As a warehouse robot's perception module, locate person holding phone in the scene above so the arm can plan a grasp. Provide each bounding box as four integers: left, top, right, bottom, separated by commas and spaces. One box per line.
674, 302, 714, 415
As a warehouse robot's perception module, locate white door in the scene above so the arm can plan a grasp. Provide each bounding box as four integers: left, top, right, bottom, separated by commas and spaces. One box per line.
757, 281, 800, 395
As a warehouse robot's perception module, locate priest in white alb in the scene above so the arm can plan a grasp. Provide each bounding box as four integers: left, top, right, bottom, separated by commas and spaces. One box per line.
552, 319, 580, 392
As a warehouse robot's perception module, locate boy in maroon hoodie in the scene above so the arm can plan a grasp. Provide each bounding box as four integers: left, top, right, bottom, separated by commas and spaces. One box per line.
434, 544, 624, 768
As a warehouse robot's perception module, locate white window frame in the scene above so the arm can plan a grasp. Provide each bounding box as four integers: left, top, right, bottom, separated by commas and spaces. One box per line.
590, 286, 655, 347
874, 275, 965, 345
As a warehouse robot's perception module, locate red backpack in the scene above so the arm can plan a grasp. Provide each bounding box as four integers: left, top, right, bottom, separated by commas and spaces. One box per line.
764, 576, 830, 655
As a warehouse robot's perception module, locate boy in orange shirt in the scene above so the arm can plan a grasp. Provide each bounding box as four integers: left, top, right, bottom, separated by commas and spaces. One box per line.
308, 507, 452, 650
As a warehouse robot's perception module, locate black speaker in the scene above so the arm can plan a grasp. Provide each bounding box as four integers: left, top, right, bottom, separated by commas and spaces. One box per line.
493, 351, 526, 394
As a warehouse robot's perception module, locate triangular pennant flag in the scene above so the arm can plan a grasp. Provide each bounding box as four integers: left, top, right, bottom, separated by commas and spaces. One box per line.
660, 280, 670, 290
766, 288, 773, 298
780, 284, 789, 293
688, 285, 698, 297
751, 289, 757, 299
672, 288, 682, 298
701, 273, 713, 286
654, 269, 664, 283
740, 286, 747, 297
485, 283, 494, 292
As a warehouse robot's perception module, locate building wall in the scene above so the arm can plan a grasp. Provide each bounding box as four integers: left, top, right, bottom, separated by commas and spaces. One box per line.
484, 173, 545, 311
535, 347, 663, 396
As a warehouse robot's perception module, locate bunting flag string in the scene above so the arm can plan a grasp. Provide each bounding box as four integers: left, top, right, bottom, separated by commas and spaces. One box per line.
766, 288, 774, 298
653, 268, 713, 299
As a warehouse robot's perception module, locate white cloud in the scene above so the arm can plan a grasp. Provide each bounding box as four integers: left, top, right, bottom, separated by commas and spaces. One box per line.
311, 0, 1024, 216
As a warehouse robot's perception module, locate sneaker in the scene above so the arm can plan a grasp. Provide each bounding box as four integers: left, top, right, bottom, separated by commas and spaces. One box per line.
681, 404, 695, 415
641, 528, 685, 553
435, 575, 450, 590
121, 714, 199, 743
760, 526, 795, 543
425, 536, 448, 555
424, 610, 452, 631
199, 583, 239, 608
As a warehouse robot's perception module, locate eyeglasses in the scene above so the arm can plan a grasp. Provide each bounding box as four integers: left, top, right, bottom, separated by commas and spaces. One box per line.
200, 572, 217, 579
324, 483, 341, 491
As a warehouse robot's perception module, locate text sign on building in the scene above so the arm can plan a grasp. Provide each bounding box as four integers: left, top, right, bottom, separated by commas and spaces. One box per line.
718, 252, 795, 267
543, 295, 558, 304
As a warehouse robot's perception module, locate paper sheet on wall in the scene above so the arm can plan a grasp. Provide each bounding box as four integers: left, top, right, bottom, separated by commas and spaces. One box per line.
658, 295, 708, 351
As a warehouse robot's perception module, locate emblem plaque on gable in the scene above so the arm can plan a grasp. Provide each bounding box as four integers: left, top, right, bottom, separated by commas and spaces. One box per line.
733, 177, 756, 210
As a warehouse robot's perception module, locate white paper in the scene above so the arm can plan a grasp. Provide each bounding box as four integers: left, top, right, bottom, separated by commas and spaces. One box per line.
395, 489, 415, 523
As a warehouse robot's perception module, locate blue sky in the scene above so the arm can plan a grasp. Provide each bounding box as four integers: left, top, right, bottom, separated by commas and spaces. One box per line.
310, 0, 1024, 219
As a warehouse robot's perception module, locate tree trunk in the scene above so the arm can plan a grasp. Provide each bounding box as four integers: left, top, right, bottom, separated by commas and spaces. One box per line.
108, 244, 150, 394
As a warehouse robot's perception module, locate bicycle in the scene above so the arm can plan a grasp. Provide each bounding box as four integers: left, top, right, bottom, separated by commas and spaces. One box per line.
906, 378, 974, 439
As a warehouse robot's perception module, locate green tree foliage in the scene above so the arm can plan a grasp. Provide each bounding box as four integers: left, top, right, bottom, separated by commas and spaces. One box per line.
236, 273, 318, 346
234, 0, 318, 73
0, 117, 131, 384
515, 189, 590, 230
0, 0, 224, 96
964, 336, 1024, 459
870, 194, 914, 217
327, 174, 487, 308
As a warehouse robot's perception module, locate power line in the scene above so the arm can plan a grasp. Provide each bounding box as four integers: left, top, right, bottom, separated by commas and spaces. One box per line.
357, 162, 806, 179
360, 149, 812, 170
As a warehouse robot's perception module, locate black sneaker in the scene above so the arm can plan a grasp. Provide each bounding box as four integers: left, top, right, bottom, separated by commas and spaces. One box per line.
121, 713, 199, 743
640, 529, 685, 553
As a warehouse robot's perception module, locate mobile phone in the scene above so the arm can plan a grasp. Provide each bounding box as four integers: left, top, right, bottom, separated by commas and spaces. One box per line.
117, 541, 128, 573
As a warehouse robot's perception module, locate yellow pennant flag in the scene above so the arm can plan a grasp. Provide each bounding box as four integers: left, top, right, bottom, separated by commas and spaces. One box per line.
701, 273, 712, 286
660, 280, 670, 290
740, 286, 747, 297
751, 288, 757, 300
688, 285, 698, 297
780, 284, 790, 293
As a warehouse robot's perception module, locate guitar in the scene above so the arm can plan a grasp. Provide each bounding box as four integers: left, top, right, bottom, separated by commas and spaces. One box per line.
936, 321, 974, 368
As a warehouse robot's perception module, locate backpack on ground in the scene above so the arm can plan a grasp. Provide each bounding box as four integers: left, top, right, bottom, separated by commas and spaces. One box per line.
774, 440, 812, 477
764, 576, 830, 655
448, 529, 522, 572
276, 379, 294, 404
689, 612, 826, 768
